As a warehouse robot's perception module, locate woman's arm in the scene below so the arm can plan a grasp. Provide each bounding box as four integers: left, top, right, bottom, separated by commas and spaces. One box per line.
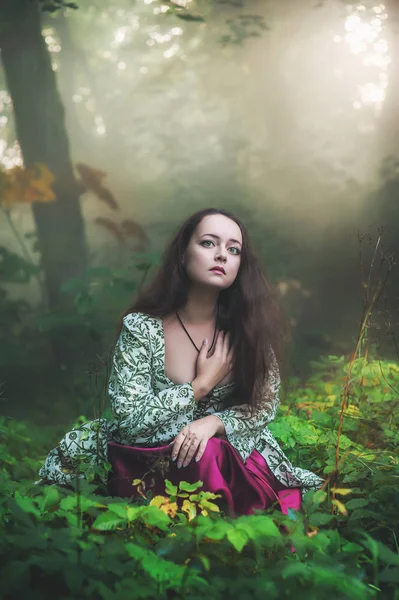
211, 350, 281, 461
109, 314, 197, 444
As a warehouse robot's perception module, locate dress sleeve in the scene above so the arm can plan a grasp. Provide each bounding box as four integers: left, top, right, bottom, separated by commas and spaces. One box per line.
108, 313, 196, 445
212, 349, 281, 462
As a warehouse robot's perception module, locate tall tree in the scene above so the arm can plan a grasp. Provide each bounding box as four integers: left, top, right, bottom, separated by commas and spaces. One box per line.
0, 0, 89, 363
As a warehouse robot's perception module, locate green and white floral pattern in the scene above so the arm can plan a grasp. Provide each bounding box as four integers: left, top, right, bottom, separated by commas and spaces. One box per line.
39, 312, 324, 495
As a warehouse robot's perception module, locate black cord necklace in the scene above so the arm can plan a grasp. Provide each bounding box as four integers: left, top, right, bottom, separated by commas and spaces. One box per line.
175, 308, 219, 354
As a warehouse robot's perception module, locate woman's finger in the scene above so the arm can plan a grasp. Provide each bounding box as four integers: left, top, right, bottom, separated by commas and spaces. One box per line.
180, 439, 201, 468
194, 438, 209, 463
171, 430, 189, 460
177, 436, 196, 468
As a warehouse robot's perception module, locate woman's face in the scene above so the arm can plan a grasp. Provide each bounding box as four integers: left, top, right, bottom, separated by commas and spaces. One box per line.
183, 214, 243, 290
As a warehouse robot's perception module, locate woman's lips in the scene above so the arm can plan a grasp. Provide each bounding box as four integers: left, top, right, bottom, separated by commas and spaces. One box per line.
210, 268, 225, 275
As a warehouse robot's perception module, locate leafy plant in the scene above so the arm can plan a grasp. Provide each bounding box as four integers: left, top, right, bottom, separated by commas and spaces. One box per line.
2, 348, 399, 599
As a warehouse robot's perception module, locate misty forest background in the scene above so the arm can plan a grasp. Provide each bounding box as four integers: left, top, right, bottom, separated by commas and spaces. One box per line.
1, 0, 398, 421
1, 1, 399, 599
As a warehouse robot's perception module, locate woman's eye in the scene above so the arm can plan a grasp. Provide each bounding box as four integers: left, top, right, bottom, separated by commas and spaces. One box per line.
201, 240, 241, 255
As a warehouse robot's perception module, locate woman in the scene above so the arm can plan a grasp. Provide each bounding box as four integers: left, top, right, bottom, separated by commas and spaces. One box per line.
38, 208, 324, 516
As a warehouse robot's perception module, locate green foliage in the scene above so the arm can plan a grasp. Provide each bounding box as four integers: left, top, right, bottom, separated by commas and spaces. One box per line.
220, 14, 269, 46
0, 245, 40, 284
1, 353, 399, 598
0, 250, 160, 378
39, 0, 79, 13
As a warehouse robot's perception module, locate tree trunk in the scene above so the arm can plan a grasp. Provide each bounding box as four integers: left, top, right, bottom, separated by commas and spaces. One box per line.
0, 0, 89, 365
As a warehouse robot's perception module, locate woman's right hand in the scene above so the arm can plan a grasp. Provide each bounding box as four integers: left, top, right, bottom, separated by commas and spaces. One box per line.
192, 331, 233, 401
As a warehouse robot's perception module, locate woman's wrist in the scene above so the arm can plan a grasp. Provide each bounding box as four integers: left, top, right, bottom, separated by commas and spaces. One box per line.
191, 377, 211, 402
206, 414, 225, 436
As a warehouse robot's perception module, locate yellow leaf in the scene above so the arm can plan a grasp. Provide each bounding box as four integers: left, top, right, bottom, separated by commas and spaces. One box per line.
149, 495, 178, 518
332, 499, 348, 516
181, 500, 197, 521
0, 163, 56, 207
160, 502, 178, 518
149, 495, 169, 508
331, 488, 353, 496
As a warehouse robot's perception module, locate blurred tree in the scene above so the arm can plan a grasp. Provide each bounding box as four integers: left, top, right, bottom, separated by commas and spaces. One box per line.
0, 0, 89, 364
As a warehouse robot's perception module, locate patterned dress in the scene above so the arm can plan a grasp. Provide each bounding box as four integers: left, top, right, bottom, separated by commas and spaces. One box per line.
39, 312, 324, 495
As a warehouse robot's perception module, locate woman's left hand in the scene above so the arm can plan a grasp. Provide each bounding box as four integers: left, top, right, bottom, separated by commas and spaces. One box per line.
171, 416, 224, 468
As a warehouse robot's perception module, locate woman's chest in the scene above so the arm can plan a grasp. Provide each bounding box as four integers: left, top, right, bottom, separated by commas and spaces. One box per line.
162, 316, 232, 386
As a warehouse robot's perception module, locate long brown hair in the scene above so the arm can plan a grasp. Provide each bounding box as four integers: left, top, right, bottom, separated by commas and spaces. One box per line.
120, 208, 290, 409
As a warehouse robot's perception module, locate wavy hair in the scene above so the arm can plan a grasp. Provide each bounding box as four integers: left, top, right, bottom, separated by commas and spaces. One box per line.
120, 208, 290, 409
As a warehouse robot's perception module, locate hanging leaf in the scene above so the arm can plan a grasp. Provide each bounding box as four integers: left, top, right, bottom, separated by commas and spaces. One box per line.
120, 220, 148, 241
94, 217, 125, 243
175, 12, 205, 22
75, 163, 119, 210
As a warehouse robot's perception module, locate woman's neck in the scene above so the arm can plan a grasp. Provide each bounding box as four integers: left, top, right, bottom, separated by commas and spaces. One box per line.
179, 289, 219, 325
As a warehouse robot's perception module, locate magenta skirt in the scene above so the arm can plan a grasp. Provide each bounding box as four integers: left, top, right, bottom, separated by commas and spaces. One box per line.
107, 437, 301, 517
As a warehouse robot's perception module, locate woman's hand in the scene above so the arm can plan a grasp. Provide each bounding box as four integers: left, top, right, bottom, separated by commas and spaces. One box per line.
192, 331, 233, 400
170, 416, 224, 468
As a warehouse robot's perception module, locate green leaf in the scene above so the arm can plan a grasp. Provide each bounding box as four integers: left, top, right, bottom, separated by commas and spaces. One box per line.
164, 479, 178, 496
377, 542, 399, 566
107, 503, 128, 519
139, 506, 172, 530
59, 494, 104, 512
179, 480, 203, 493
92, 511, 125, 530
349, 509, 377, 521
342, 542, 364, 552
246, 515, 282, 539
198, 554, 211, 572
14, 492, 41, 518
227, 528, 249, 552
309, 512, 334, 527
39, 486, 59, 512
282, 562, 309, 579
345, 498, 370, 510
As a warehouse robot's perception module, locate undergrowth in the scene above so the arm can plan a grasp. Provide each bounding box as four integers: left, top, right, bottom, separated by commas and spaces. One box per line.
1, 354, 399, 600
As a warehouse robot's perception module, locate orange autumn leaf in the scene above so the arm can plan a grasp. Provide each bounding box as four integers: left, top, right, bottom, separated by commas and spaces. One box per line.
306, 527, 318, 538
0, 163, 55, 208
149, 495, 178, 518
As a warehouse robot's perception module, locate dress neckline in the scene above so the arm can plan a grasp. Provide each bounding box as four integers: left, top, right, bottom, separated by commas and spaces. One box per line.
156, 316, 233, 392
